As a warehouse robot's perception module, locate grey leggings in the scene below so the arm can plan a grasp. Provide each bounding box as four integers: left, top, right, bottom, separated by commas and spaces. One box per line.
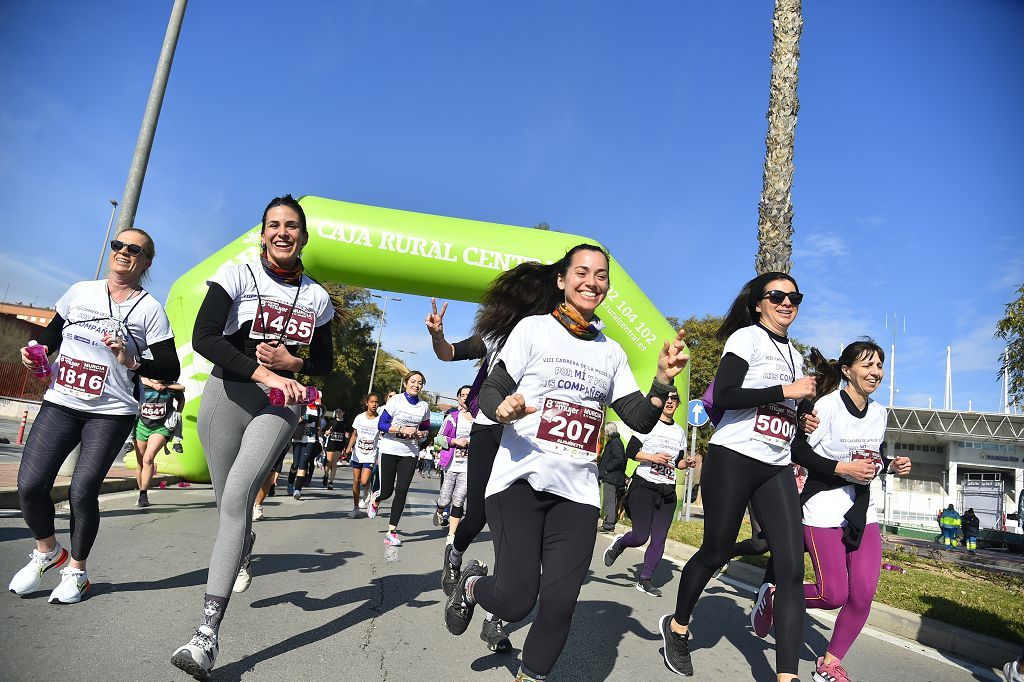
197, 375, 298, 599
437, 468, 468, 517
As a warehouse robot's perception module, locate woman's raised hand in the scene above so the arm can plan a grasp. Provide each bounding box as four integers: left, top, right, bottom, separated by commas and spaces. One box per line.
425, 297, 448, 339
656, 328, 689, 384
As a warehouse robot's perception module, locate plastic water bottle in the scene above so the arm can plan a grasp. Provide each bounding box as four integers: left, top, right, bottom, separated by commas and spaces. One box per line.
269, 385, 321, 407
26, 341, 51, 379
882, 562, 906, 574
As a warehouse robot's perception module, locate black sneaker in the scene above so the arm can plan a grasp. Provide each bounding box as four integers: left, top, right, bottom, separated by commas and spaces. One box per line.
137, 492, 150, 508
659, 614, 693, 676
172, 442, 184, 454
480, 618, 512, 652
636, 578, 662, 597
433, 509, 443, 527
445, 560, 487, 635
442, 543, 461, 596
322, 475, 329, 488
327, 482, 334, 490
603, 534, 624, 567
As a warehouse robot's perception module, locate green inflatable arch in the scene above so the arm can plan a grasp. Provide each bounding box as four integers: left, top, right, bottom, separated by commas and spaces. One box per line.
159, 196, 688, 482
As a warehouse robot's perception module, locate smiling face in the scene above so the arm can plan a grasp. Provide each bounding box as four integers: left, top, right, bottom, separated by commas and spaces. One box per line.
754, 278, 800, 336
262, 205, 308, 268
557, 248, 610, 320
404, 372, 425, 396
108, 229, 152, 284
844, 350, 884, 397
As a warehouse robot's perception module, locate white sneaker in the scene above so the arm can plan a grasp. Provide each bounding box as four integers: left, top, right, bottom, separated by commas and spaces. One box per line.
233, 530, 255, 593
1004, 660, 1024, 682
47, 566, 89, 604
358, 496, 368, 510
252, 505, 264, 521
9, 544, 69, 595
171, 626, 219, 680
367, 491, 380, 519
293, 489, 302, 500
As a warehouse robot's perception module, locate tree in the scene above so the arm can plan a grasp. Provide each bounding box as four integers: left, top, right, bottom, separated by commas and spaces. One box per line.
755, 0, 803, 275
667, 314, 724, 458
996, 283, 1024, 407
532, 222, 551, 231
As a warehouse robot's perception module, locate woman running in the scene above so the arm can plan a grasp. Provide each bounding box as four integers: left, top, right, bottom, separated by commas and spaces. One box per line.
323, 408, 348, 487
774, 340, 911, 682
171, 195, 334, 680
134, 377, 185, 507
434, 385, 473, 544
288, 401, 321, 500
345, 393, 381, 516
9, 228, 179, 604
662, 272, 814, 681
602, 389, 692, 597
368, 371, 431, 546
443, 244, 688, 682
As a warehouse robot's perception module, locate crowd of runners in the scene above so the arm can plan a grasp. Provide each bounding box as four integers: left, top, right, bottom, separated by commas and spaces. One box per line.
8, 194, 1022, 682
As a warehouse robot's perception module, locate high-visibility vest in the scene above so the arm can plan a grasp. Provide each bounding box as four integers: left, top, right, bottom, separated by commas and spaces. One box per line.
940, 510, 961, 528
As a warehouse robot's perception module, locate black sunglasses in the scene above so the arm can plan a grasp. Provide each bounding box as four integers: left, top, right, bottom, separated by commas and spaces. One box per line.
110, 239, 145, 257
762, 290, 804, 306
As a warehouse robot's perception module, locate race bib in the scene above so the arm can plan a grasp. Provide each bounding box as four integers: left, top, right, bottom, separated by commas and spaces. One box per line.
751, 402, 797, 447
647, 461, 677, 484
54, 355, 108, 400
535, 398, 603, 461
851, 449, 884, 479
250, 299, 315, 345
356, 438, 375, 454
140, 402, 168, 420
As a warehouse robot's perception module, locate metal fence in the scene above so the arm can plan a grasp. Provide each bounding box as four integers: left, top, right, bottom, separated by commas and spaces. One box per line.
0, 361, 47, 401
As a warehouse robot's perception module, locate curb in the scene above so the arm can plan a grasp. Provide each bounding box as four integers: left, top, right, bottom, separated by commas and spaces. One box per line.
0, 474, 181, 510
613, 522, 1020, 670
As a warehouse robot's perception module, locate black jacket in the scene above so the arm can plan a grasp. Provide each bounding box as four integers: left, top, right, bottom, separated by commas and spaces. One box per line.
962, 512, 980, 536
598, 435, 627, 487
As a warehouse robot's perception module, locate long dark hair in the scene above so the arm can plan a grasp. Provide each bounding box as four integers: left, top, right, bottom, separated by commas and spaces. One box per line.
717, 271, 799, 342
261, 194, 307, 235
808, 338, 885, 399
474, 243, 609, 347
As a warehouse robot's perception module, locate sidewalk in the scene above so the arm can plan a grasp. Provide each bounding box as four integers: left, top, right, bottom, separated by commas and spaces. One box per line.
0, 462, 181, 509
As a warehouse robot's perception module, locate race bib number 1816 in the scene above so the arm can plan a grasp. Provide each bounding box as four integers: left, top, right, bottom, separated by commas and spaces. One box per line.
535, 398, 603, 461
54, 356, 108, 400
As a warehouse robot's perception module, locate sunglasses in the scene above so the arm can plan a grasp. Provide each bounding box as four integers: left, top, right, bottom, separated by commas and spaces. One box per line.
762, 290, 804, 306
110, 239, 146, 257
666, 395, 680, 402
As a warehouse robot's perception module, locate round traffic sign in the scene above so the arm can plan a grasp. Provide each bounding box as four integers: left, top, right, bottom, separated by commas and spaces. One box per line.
687, 399, 710, 428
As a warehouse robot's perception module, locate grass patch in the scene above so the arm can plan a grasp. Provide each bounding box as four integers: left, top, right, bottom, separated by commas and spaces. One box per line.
646, 518, 1024, 644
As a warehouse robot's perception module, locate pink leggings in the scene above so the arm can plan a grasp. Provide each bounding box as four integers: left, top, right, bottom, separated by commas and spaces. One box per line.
803, 523, 882, 660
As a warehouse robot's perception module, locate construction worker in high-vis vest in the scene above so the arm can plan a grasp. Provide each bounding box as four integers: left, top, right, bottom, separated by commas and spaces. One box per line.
939, 504, 961, 549
961, 508, 980, 554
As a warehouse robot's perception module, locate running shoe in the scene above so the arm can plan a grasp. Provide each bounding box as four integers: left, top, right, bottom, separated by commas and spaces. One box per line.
232, 530, 256, 593
172, 441, 184, 454
1004, 659, 1024, 682
433, 509, 444, 526
358, 495, 368, 510
445, 560, 488, 635
252, 505, 264, 521
603, 534, 625, 567
367, 491, 380, 519
514, 667, 543, 682
137, 491, 150, 508
47, 566, 89, 604
171, 626, 219, 680
293, 489, 302, 500
812, 656, 850, 682
327, 482, 334, 490
9, 544, 68, 595
322, 475, 329, 488
751, 582, 775, 638
442, 543, 461, 596
636, 578, 662, 597
659, 614, 693, 676
384, 531, 402, 547
481, 618, 512, 652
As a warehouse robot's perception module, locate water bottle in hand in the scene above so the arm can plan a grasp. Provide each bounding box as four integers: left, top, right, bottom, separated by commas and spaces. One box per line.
26, 341, 51, 379
269, 386, 321, 407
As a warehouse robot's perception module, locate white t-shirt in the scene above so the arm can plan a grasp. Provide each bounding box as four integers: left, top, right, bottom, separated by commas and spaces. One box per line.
801, 390, 887, 528
709, 325, 804, 466
43, 280, 174, 416
485, 315, 641, 508
350, 412, 380, 465
208, 263, 334, 346
448, 410, 474, 474
378, 393, 430, 458
632, 420, 687, 486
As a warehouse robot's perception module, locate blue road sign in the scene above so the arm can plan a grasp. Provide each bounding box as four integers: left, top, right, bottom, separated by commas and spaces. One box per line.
687, 399, 710, 428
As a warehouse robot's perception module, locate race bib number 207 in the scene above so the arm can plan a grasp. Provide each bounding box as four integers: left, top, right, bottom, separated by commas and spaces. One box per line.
535, 398, 603, 461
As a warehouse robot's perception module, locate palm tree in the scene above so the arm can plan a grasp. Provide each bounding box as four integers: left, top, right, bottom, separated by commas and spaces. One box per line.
755, 0, 803, 275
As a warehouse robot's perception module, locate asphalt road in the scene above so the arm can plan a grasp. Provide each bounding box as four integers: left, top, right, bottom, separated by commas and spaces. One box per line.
0, 467, 998, 681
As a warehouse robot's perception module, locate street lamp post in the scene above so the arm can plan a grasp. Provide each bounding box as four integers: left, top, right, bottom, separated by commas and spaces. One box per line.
394, 349, 418, 389
367, 294, 401, 394
94, 199, 119, 280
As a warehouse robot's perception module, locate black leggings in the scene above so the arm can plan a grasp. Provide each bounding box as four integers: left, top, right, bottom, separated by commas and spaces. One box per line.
731, 502, 769, 557
18, 402, 135, 561
672, 444, 804, 676
472, 481, 598, 677
451, 422, 502, 553
378, 453, 417, 527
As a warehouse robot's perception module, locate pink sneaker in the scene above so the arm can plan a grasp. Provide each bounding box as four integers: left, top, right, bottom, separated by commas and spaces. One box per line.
751, 582, 774, 637
812, 656, 850, 682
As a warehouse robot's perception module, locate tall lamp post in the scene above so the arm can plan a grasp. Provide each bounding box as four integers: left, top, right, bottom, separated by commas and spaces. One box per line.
94, 199, 119, 280
367, 294, 401, 393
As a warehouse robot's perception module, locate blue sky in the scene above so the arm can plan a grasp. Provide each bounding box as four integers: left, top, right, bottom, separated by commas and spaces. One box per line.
1, 1, 1021, 411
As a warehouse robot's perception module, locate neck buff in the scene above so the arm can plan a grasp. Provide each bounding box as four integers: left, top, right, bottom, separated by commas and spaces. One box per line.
260, 244, 304, 285
552, 303, 604, 341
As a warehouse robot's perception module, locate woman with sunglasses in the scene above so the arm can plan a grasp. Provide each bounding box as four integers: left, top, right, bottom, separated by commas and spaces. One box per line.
602, 389, 693, 597
10, 229, 179, 604
443, 244, 688, 682
171, 195, 334, 680
661, 272, 815, 681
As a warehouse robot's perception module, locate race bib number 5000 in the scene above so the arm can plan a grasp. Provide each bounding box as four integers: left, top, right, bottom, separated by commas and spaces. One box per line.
535, 398, 603, 461
251, 300, 315, 345
751, 402, 797, 447
54, 356, 108, 400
